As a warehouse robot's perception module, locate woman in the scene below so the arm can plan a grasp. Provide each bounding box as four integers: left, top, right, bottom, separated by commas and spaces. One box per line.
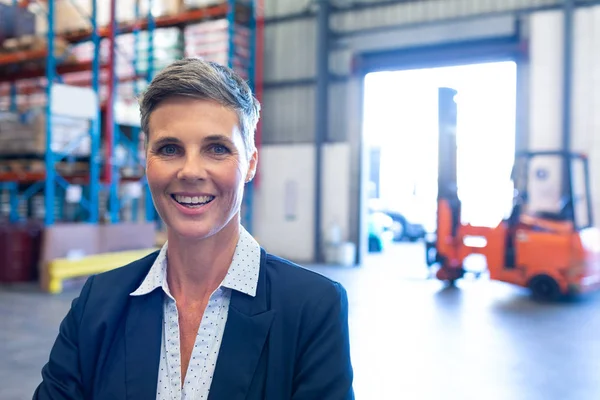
34, 58, 354, 400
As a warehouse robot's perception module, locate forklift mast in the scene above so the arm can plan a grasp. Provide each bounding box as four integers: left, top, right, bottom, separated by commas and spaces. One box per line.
437, 88, 461, 237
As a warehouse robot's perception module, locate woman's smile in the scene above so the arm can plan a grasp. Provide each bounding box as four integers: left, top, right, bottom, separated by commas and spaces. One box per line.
169, 192, 216, 215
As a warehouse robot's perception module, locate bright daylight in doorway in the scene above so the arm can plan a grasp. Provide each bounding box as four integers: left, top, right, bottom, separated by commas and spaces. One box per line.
363, 61, 517, 235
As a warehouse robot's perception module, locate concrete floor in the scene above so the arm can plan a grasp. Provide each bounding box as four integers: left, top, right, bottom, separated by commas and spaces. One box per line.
2, 242, 600, 400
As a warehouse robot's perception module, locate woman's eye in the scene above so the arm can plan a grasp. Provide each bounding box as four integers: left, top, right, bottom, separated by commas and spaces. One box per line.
211, 144, 229, 155
159, 144, 179, 156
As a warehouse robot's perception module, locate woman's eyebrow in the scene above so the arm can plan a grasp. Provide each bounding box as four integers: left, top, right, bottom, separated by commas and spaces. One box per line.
151, 136, 182, 147
203, 134, 235, 145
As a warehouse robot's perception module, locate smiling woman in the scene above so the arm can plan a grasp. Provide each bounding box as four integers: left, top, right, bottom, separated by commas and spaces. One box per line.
33, 58, 354, 400
145, 97, 254, 241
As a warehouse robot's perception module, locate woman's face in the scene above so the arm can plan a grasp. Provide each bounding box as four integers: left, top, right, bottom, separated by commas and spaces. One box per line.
146, 97, 257, 240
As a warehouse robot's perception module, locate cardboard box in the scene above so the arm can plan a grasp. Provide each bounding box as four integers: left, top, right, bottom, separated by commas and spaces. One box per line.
34, 0, 183, 35
14, 6, 36, 38
141, 0, 182, 18
0, 3, 35, 43
183, 0, 228, 9
0, 110, 90, 156
39, 222, 157, 267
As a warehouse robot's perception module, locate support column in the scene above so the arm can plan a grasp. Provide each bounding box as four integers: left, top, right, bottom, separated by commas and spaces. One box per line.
562, 0, 574, 194
315, 0, 330, 263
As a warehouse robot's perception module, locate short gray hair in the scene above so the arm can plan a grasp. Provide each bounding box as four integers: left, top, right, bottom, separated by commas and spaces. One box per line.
139, 58, 260, 158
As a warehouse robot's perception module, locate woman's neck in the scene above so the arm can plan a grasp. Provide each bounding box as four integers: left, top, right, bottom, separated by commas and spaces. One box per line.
165, 220, 240, 302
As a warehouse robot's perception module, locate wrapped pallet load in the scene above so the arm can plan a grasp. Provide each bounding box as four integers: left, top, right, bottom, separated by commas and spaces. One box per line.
183, 0, 250, 8
0, 109, 90, 156
184, 19, 251, 79
0, 3, 35, 43
33, 0, 181, 35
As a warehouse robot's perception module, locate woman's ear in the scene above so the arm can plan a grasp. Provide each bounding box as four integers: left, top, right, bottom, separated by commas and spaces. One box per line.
246, 149, 258, 183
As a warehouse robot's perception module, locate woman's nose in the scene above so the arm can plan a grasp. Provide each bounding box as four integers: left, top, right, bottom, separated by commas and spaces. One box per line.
177, 154, 207, 181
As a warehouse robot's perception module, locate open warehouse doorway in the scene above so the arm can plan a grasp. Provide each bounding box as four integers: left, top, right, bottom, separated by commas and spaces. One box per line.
362, 61, 518, 279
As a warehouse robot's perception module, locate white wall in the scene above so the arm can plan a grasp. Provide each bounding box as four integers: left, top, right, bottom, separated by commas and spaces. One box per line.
529, 11, 563, 151
253, 143, 351, 263
572, 6, 600, 224
529, 6, 600, 223
331, 0, 561, 33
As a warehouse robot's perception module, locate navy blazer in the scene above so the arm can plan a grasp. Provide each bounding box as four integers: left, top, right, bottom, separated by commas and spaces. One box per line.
34, 249, 354, 400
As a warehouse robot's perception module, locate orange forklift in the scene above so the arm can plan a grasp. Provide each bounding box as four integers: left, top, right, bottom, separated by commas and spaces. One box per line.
425, 88, 600, 301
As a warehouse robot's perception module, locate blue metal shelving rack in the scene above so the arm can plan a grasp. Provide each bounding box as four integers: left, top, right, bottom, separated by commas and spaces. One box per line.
43, 0, 102, 226
1, 0, 260, 230
0, 0, 102, 225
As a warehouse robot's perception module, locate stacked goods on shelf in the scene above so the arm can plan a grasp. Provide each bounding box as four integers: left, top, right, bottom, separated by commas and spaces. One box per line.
0, 3, 74, 75
0, 78, 45, 110
71, 28, 183, 126
184, 19, 251, 80
0, 3, 36, 44
0, 109, 90, 157
32, 0, 182, 36
115, 28, 184, 78
0, 36, 72, 79
0, 3, 10, 44
49, 115, 91, 156
183, 0, 251, 8
141, 0, 183, 21
30, 1, 96, 36
184, 0, 221, 7
0, 189, 8, 216
118, 27, 183, 126
70, 27, 183, 82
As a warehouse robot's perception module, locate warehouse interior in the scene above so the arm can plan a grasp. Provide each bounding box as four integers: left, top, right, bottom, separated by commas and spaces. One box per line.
363, 61, 517, 267
2, 0, 600, 399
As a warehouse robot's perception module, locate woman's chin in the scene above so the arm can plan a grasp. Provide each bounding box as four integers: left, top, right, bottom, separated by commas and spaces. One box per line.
164, 213, 238, 242
168, 222, 214, 241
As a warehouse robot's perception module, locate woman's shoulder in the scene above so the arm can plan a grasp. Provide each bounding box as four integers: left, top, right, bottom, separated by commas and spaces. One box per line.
263, 251, 346, 299
82, 250, 160, 301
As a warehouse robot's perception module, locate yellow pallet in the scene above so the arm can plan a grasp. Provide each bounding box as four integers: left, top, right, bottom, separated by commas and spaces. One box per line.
45, 248, 158, 294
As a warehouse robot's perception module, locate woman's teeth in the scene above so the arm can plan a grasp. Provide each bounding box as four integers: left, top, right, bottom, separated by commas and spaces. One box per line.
173, 195, 214, 207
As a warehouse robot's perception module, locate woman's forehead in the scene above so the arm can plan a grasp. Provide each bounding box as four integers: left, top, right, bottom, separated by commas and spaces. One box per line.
148, 99, 241, 136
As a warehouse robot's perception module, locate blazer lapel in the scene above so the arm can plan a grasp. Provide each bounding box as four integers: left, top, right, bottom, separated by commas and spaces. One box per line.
125, 289, 164, 400
209, 249, 275, 400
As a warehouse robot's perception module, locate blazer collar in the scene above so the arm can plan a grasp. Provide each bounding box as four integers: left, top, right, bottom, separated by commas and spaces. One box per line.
208, 248, 275, 400
122, 248, 274, 400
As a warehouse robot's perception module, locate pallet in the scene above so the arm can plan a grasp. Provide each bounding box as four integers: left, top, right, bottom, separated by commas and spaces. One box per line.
1, 35, 47, 53
0, 159, 90, 176
0, 159, 45, 174
0, 36, 75, 69
1, 35, 70, 53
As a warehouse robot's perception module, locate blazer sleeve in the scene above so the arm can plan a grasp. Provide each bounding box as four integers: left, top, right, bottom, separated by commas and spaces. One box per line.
33, 275, 95, 400
292, 282, 355, 400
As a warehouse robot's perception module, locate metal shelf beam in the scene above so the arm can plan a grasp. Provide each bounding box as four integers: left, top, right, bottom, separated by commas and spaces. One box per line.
63, 4, 249, 43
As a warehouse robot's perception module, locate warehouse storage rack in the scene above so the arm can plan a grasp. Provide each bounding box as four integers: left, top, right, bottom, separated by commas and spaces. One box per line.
0, 0, 262, 232
0, 0, 104, 226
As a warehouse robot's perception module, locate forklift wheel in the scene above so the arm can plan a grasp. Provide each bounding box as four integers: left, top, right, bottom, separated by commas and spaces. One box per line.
528, 275, 561, 302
